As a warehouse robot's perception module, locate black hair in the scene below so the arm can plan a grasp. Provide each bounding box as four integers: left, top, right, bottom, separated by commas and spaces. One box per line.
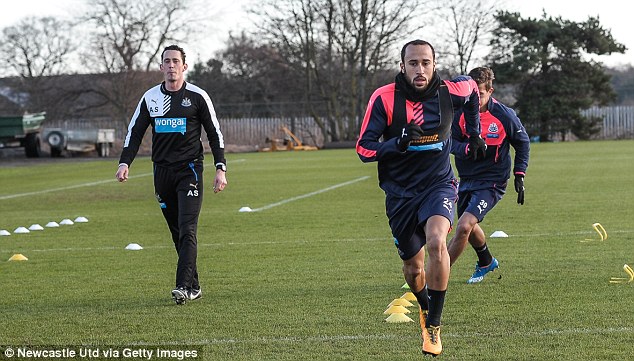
400, 39, 435, 63
161, 44, 186, 63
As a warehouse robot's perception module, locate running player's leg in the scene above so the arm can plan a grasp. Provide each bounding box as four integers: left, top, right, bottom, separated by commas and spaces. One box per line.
421, 215, 451, 356
388, 195, 429, 309
453, 187, 498, 263
387, 194, 446, 355
466, 222, 497, 283
401, 242, 430, 348
447, 211, 478, 266
418, 183, 456, 305
401, 233, 429, 311
387, 196, 430, 330
424, 214, 451, 318
461, 185, 504, 283
402, 245, 427, 300
468, 222, 488, 259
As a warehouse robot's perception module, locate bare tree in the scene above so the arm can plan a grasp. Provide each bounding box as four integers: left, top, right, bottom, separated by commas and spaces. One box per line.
252, 0, 429, 142
75, 0, 208, 131
336, 0, 426, 139
1, 16, 76, 78
431, 0, 502, 74
0, 16, 77, 113
80, 0, 199, 73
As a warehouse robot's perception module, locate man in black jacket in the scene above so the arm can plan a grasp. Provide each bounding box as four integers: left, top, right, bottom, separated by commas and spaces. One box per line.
115, 44, 227, 305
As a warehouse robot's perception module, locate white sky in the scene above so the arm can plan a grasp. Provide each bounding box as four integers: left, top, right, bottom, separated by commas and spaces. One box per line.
1, 0, 631, 68
508, 1, 632, 67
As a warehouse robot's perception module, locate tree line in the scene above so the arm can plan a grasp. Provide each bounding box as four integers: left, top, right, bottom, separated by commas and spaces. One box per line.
1, 0, 630, 143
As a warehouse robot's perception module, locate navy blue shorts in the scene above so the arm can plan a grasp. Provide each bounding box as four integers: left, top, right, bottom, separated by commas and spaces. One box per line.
385, 180, 458, 260
457, 179, 506, 222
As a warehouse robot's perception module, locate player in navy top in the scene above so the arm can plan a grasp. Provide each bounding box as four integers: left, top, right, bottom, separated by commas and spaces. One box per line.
448, 66, 530, 283
357, 39, 486, 356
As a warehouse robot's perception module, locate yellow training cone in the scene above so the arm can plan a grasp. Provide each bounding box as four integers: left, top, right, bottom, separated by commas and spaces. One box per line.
388, 298, 414, 308
9, 254, 28, 261
383, 305, 410, 315
385, 313, 414, 323
401, 292, 417, 302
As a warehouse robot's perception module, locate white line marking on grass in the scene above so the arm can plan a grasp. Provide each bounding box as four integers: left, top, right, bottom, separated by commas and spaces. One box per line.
249, 176, 370, 212
6, 227, 634, 254
5, 237, 388, 253
26, 246, 124, 252
449, 326, 634, 338
0, 172, 153, 200
1, 161, 245, 201
132, 334, 402, 346
8, 229, 634, 254
216, 237, 388, 246
132, 326, 634, 346
504, 229, 634, 238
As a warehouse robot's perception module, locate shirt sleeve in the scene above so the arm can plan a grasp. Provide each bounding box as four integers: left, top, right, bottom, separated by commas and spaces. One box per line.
198, 91, 226, 166
450, 112, 469, 159
119, 97, 151, 166
356, 92, 401, 163
505, 109, 530, 174
445, 77, 481, 137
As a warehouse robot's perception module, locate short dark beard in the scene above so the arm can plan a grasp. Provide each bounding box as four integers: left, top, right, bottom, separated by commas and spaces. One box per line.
395, 71, 441, 102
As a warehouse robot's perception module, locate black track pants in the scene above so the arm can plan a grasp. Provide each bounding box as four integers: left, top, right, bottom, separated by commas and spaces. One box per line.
153, 161, 204, 289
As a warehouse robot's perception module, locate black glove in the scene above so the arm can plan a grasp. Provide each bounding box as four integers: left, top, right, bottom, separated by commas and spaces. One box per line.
397, 123, 425, 152
514, 173, 525, 205
467, 135, 487, 160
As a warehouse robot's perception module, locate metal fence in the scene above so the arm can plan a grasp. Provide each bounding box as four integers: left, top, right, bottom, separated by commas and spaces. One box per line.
219, 117, 325, 148
44, 116, 328, 154
581, 106, 634, 139
45, 106, 634, 150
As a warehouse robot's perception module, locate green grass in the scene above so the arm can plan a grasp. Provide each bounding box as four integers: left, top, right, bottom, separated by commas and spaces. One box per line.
1, 140, 633, 360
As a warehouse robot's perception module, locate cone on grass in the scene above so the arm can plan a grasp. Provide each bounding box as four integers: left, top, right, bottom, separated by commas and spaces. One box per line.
385, 313, 414, 323
29, 224, 44, 231
9, 254, 28, 261
383, 305, 410, 315
490, 230, 508, 238
388, 298, 414, 307
401, 292, 417, 302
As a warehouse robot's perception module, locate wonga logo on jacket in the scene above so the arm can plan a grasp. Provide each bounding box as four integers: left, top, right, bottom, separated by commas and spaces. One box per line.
155, 118, 187, 135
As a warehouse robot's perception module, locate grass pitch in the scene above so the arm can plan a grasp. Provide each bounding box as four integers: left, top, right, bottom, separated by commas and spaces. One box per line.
1, 140, 633, 360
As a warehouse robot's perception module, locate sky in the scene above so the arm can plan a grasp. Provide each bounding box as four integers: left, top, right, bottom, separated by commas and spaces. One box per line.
0, 0, 631, 69
507, 1, 632, 67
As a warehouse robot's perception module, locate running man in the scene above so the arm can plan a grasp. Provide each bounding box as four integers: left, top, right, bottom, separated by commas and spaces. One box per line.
448, 66, 530, 283
357, 39, 485, 356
